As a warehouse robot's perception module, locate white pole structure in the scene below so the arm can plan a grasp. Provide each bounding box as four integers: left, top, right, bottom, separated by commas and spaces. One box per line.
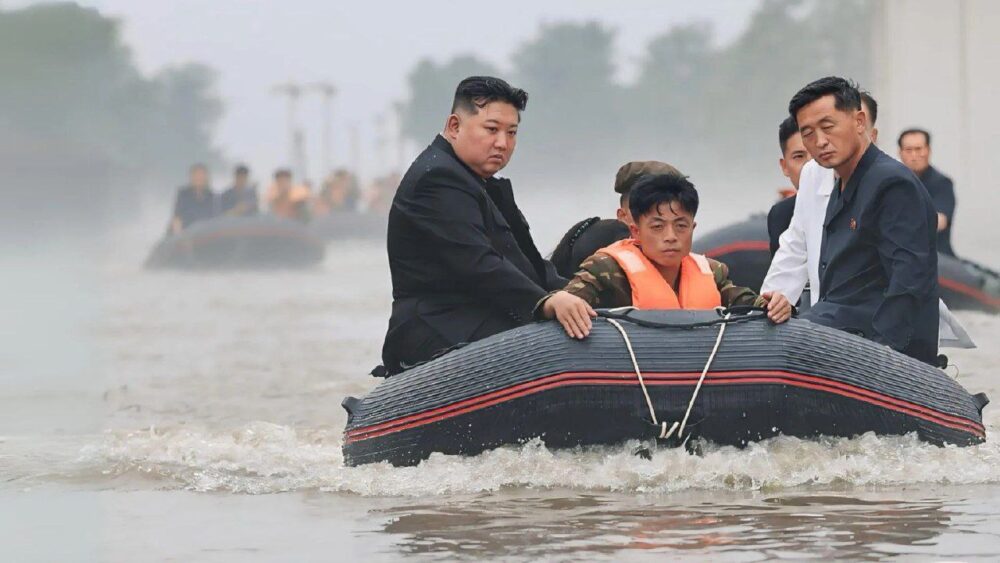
271, 82, 307, 180
307, 82, 337, 178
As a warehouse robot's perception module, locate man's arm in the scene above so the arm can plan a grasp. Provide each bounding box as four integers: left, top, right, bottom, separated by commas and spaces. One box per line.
872, 180, 938, 351
761, 190, 810, 304
933, 177, 956, 232
403, 169, 550, 321
714, 259, 792, 322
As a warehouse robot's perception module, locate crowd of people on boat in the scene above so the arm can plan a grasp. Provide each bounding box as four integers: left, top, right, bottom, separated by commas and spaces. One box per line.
167, 162, 397, 234
377, 75, 961, 376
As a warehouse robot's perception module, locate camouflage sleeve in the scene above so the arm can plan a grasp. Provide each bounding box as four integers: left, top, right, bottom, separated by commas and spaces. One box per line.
532, 253, 633, 318
711, 258, 768, 308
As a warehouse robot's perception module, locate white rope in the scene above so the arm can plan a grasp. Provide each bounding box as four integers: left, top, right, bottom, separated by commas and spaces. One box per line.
606, 310, 732, 441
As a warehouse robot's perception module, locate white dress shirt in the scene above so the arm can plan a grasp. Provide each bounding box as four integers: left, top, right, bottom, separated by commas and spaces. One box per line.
762, 160, 973, 348
762, 160, 833, 305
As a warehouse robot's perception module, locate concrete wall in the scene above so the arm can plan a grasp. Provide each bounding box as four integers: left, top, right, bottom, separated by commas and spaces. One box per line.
873, 0, 1000, 264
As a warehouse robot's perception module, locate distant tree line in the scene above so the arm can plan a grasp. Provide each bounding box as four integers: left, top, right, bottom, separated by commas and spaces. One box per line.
397, 0, 873, 188
0, 3, 223, 235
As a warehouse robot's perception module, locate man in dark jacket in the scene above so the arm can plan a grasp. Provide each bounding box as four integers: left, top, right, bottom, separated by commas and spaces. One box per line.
170, 163, 216, 234
790, 77, 939, 365
219, 164, 259, 217
381, 76, 568, 374
898, 128, 957, 257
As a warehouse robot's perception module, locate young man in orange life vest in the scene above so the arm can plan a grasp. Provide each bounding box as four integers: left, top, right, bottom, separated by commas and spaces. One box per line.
537, 171, 793, 338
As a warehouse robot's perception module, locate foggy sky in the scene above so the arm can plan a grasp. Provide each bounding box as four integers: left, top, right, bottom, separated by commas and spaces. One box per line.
13, 0, 759, 185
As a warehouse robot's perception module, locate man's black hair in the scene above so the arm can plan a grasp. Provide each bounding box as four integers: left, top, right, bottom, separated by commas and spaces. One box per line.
451, 76, 528, 114
778, 116, 799, 154
788, 76, 862, 122
860, 90, 878, 125
898, 128, 931, 148
274, 168, 292, 179
235, 163, 249, 175
629, 173, 699, 221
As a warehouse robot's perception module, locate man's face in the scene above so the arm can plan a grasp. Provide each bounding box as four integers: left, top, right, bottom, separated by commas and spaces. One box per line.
899, 132, 931, 174
190, 168, 208, 188
234, 172, 248, 187
796, 95, 866, 170
445, 101, 519, 179
276, 176, 292, 191
779, 131, 811, 190
628, 201, 696, 270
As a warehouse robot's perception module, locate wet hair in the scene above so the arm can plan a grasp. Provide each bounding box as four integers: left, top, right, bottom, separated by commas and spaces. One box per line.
778, 116, 799, 154
235, 163, 249, 175
451, 76, 528, 115
898, 128, 931, 148
550, 218, 630, 279
860, 91, 878, 125
788, 76, 862, 123
274, 168, 292, 179
629, 173, 699, 221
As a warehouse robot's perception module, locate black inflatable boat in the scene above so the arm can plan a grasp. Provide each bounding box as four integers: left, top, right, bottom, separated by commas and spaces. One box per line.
145, 215, 325, 270
695, 214, 1000, 313
343, 309, 987, 466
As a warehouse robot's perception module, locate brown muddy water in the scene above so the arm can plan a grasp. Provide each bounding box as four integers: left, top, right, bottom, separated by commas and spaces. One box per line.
2, 203, 999, 562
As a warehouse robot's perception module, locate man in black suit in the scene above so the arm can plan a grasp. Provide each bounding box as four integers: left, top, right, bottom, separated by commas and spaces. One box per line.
380, 76, 570, 375
767, 116, 811, 256
898, 128, 958, 257
789, 76, 939, 364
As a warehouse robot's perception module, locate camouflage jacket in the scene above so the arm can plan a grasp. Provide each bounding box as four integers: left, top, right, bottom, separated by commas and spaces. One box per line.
534, 252, 766, 317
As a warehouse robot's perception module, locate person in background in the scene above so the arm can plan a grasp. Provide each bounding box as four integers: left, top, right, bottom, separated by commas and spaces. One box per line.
539, 172, 792, 339
787, 76, 938, 364
313, 169, 359, 216
380, 75, 565, 375
219, 164, 259, 217
548, 160, 678, 279
266, 169, 311, 222
898, 128, 957, 257
767, 116, 812, 256
170, 163, 216, 234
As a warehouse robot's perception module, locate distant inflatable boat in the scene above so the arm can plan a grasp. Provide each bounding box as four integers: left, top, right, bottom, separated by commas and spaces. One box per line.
342, 309, 987, 467
145, 215, 325, 270
694, 214, 1000, 313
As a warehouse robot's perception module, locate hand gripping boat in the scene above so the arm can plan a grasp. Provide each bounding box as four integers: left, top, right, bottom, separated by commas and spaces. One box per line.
342, 309, 988, 467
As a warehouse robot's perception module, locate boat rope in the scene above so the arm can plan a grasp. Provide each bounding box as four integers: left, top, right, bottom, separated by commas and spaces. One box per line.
606, 309, 732, 440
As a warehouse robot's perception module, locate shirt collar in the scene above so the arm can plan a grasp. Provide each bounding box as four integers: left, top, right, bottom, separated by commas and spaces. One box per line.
433, 134, 490, 185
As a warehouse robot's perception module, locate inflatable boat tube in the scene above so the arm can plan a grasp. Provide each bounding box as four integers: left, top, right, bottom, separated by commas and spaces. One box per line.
695, 215, 1000, 313
342, 309, 987, 466
145, 215, 325, 270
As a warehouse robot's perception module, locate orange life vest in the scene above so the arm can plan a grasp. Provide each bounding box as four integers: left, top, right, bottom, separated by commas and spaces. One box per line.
599, 238, 722, 310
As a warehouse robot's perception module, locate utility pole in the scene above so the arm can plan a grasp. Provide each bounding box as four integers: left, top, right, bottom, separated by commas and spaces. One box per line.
307, 82, 337, 178
272, 82, 307, 181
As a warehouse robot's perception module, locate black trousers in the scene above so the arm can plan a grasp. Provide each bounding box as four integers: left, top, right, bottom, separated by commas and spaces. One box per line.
384, 313, 520, 375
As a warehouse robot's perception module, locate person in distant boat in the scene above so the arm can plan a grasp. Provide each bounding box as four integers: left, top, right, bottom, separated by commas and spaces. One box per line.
170, 163, 217, 234
785, 76, 939, 364
266, 168, 311, 222
380, 76, 566, 375
898, 128, 957, 257
313, 169, 359, 216
549, 160, 678, 279
219, 163, 259, 217
538, 172, 793, 339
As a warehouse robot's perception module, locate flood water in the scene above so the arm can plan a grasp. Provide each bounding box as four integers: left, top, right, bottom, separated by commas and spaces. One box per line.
2, 205, 999, 562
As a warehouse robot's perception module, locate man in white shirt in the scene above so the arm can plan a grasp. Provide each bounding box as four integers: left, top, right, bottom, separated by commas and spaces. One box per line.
762, 91, 973, 349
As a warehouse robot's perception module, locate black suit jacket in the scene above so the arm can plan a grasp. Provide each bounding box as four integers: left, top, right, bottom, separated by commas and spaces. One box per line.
804, 144, 939, 364
381, 135, 565, 372
767, 195, 796, 257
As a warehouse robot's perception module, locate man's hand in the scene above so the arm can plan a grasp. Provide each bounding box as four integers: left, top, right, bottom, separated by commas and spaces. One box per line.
761, 291, 793, 324
937, 212, 949, 233
542, 291, 597, 339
